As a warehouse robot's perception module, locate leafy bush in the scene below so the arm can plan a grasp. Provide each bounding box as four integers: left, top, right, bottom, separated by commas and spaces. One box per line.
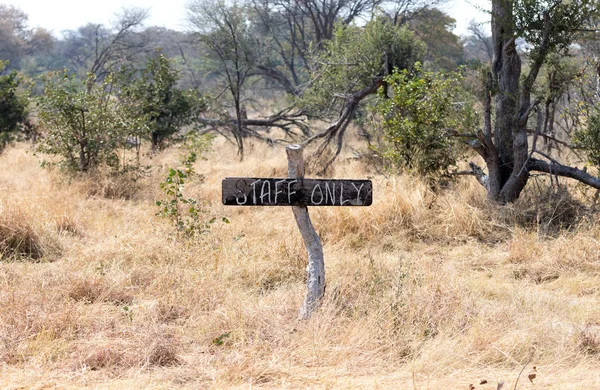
117, 53, 205, 151
0, 60, 29, 150
574, 112, 600, 169
36, 55, 203, 174
156, 153, 205, 237
36, 70, 143, 172
376, 64, 478, 179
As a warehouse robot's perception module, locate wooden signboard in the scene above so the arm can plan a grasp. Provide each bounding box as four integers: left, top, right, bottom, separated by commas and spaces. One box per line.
222, 144, 373, 319
222, 177, 372, 206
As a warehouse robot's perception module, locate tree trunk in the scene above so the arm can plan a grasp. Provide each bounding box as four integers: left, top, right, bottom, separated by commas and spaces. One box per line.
151, 131, 159, 153
287, 144, 325, 320
233, 90, 245, 161
79, 143, 87, 172
484, 0, 530, 203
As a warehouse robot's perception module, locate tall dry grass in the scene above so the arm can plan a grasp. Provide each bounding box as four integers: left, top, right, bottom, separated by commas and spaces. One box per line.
1, 139, 600, 389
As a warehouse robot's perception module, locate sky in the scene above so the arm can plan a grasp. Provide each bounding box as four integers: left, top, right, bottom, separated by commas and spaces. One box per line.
3, 0, 490, 37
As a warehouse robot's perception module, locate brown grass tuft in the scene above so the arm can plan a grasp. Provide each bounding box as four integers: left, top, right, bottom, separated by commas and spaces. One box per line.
579, 324, 600, 355
68, 277, 134, 305
142, 330, 181, 367
72, 168, 148, 200
54, 213, 84, 236
76, 327, 181, 371
511, 186, 588, 235
82, 345, 126, 370
0, 206, 61, 260
155, 299, 188, 323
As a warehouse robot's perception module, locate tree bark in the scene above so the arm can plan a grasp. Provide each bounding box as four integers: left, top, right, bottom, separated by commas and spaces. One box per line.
490, 0, 526, 203
151, 131, 159, 153
233, 87, 245, 161
287, 144, 325, 320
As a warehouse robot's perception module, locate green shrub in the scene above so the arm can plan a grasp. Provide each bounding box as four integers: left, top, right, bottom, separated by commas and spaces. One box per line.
376, 64, 478, 179
36, 70, 144, 173
117, 53, 205, 151
156, 133, 227, 239
0, 60, 29, 150
574, 113, 600, 169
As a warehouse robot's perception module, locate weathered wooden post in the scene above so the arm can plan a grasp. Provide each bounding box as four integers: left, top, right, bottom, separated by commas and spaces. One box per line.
286, 144, 325, 319
222, 144, 372, 319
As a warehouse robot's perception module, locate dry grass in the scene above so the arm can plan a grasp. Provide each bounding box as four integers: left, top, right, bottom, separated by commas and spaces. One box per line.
1, 139, 600, 389
0, 206, 61, 260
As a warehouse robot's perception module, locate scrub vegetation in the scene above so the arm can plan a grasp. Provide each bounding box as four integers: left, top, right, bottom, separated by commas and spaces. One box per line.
1, 138, 600, 388
3, 0, 600, 387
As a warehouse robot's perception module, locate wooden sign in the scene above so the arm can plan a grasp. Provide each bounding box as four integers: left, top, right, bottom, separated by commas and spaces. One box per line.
222, 177, 372, 206
221, 144, 373, 320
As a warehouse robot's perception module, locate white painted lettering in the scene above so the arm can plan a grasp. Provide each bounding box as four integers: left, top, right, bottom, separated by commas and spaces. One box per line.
287, 180, 297, 203
311, 184, 324, 205
274, 180, 286, 204
235, 190, 248, 205
340, 182, 351, 205
351, 183, 365, 205
260, 180, 272, 204
325, 181, 336, 205
250, 180, 261, 205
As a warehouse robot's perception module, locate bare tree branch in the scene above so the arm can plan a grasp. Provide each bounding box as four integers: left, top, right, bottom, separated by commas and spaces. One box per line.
300, 77, 382, 174
469, 161, 490, 190
197, 108, 308, 137
528, 158, 600, 189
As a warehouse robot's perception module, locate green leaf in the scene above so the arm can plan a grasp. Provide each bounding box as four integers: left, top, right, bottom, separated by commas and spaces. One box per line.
212, 332, 230, 346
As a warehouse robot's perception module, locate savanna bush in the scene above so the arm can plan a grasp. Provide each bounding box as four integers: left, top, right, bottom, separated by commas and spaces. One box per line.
0, 60, 29, 150
36, 70, 140, 173
376, 64, 478, 180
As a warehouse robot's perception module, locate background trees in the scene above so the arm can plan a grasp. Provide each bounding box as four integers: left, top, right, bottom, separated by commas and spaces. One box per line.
3, 1, 600, 204
377, 65, 478, 178
35, 71, 136, 172
188, 0, 258, 159
299, 18, 425, 171
0, 60, 29, 149
407, 8, 464, 70
0, 4, 53, 71
118, 53, 203, 151
35, 53, 203, 172
60, 8, 150, 91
